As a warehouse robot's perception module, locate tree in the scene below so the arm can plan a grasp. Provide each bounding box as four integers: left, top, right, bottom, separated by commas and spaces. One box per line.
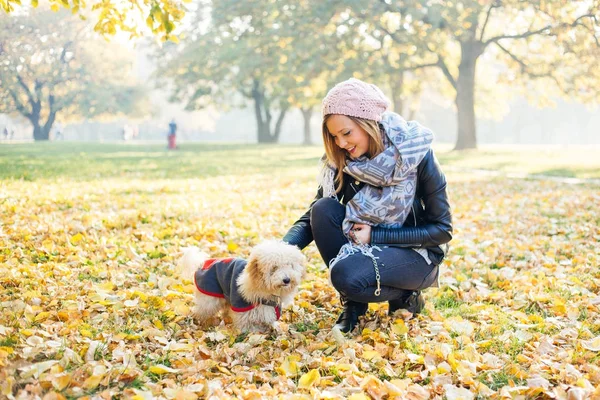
155, 24, 290, 143
1, 0, 186, 41
155, 2, 314, 143
345, 0, 600, 149
0, 9, 151, 141
157, 1, 374, 144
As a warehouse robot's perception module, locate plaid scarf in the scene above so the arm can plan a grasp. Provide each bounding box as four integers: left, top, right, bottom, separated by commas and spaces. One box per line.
321, 112, 434, 236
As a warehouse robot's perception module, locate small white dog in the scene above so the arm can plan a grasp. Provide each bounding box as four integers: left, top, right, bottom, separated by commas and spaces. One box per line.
179, 240, 306, 332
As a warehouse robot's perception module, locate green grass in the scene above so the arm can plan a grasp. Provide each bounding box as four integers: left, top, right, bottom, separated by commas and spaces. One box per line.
1, 142, 599, 181
0, 142, 322, 181
478, 370, 527, 391
435, 144, 600, 180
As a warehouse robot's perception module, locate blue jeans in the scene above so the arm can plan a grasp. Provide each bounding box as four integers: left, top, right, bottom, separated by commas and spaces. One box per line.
310, 198, 438, 303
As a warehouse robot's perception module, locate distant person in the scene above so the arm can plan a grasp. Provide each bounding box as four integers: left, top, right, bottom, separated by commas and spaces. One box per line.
9, 128, 14, 140
168, 119, 177, 150
2, 127, 8, 140
283, 78, 453, 333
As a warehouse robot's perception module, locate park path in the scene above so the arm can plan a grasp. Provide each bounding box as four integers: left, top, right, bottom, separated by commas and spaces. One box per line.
445, 166, 600, 186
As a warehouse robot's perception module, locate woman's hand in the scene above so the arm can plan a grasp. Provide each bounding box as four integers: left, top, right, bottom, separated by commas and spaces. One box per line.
350, 223, 371, 245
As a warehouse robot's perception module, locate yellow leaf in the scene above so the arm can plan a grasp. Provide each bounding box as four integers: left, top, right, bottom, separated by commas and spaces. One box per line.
132, 291, 148, 301
298, 369, 320, 389
83, 374, 103, 390
153, 319, 164, 329
70, 232, 84, 245
227, 241, 239, 252
0, 347, 14, 355
552, 300, 566, 315
80, 329, 93, 338
124, 333, 141, 340
50, 3, 59, 11
581, 336, 600, 352
148, 364, 178, 374
147, 296, 165, 309
172, 301, 189, 316
52, 374, 71, 391
98, 282, 115, 291
391, 319, 408, 335
361, 350, 380, 360
18, 360, 59, 379
299, 301, 311, 309
276, 356, 300, 376
35, 311, 51, 322
42, 239, 54, 251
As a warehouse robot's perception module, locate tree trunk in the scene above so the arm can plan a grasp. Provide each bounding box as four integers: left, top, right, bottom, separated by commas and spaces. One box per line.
272, 107, 288, 143
300, 107, 313, 145
30, 105, 51, 141
251, 78, 287, 143
43, 97, 57, 140
252, 79, 271, 143
454, 41, 482, 150
31, 115, 55, 141
32, 124, 44, 141
389, 72, 405, 115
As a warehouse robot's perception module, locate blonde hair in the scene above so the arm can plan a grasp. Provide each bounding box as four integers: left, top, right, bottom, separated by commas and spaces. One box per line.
322, 114, 385, 193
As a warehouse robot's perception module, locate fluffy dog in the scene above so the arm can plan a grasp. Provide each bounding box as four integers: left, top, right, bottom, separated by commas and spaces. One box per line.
179, 240, 306, 332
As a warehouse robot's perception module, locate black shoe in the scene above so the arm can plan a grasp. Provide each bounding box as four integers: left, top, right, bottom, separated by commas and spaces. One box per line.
388, 291, 424, 316
334, 301, 368, 333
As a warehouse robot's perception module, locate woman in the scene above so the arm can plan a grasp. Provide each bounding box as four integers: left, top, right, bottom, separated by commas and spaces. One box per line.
283, 78, 453, 333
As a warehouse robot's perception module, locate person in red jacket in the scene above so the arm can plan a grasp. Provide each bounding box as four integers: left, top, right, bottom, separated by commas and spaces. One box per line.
167, 119, 177, 150
283, 78, 453, 333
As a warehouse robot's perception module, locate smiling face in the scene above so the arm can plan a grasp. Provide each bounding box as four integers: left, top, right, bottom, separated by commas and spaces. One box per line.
325, 114, 371, 159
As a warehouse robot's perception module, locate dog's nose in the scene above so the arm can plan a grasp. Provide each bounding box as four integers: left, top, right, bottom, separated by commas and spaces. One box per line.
282, 277, 291, 285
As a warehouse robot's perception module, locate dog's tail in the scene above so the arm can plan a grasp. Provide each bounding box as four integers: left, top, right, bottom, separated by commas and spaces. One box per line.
178, 247, 207, 282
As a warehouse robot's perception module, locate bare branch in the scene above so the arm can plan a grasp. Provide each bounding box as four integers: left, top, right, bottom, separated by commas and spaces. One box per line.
479, 1, 500, 41
34, 79, 44, 104
495, 41, 565, 92
374, 19, 407, 46
7, 88, 33, 120
485, 13, 597, 47
584, 21, 600, 48
484, 25, 552, 46
370, 17, 439, 72
568, 13, 596, 28
405, 62, 439, 71
16, 75, 36, 109
436, 56, 457, 90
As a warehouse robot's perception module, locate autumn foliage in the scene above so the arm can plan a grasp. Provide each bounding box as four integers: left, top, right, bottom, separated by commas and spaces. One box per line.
1, 144, 599, 399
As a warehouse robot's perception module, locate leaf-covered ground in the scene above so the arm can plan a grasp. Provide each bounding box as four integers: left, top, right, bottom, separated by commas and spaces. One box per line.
1, 143, 599, 399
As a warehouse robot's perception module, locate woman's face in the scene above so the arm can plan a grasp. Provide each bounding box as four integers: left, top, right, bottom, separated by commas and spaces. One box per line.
326, 114, 371, 159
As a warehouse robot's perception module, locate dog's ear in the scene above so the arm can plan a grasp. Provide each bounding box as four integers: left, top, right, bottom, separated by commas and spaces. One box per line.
292, 253, 307, 275
245, 256, 264, 284
294, 262, 307, 278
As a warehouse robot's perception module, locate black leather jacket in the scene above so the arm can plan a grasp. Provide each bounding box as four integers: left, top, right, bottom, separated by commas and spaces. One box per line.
283, 149, 453, 265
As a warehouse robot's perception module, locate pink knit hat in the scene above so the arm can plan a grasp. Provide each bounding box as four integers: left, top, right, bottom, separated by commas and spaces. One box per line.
322, 78, 391, 122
